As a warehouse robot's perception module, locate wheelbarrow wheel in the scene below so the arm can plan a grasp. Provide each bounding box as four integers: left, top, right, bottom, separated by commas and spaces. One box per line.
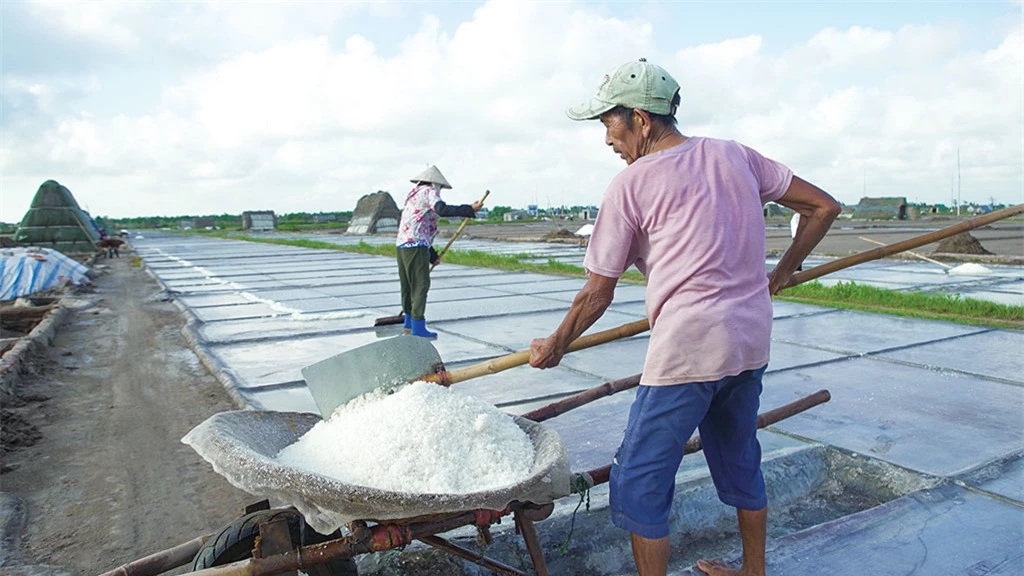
191, 508, 357, 575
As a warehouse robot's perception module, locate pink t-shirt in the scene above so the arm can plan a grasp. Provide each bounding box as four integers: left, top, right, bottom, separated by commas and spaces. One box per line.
396, 184, 443, 246
584, 137, 793, 385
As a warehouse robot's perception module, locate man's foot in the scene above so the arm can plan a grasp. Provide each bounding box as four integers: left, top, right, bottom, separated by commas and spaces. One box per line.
696, 559, 758, 576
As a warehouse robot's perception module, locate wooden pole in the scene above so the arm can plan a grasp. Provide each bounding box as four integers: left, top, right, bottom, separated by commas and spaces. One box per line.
789, 203, 1023, 286
422, 203, 1024, 386
422, 319, 649, 385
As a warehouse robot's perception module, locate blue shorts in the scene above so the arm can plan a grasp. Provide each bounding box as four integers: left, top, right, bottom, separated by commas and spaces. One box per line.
609, 366, 767, 539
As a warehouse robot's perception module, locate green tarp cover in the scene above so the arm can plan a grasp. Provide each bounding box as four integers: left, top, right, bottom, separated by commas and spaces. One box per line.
14, 180, 102, 252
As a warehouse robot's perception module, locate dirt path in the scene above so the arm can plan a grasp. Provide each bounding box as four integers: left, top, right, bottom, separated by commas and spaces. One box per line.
1, 256, 251, 574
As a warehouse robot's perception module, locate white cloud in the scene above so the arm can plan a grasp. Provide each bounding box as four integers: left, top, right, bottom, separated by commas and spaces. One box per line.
1, 0, 1021, 222
27, 1, 143, 49
807, 26, 894, 68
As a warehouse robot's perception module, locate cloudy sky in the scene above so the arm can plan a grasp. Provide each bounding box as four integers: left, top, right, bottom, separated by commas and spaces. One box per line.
1, 1, 1021, 222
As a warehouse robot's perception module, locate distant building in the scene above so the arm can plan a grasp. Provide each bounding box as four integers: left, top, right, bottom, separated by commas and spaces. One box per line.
527, 204, 538, 217
179, 218, 195, 230
854, 197, 908, 220
475, 208, 490, 220
242, 211, 276, 231
504, 210, 527, 222
347, 191, 401, 234
578, 206, 599, 221
195, 217, 216, 229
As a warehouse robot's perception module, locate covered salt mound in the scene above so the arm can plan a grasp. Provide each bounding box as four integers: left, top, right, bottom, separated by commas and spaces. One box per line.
182, 410, 572, 534
14, 180, 103, 253
934, 232, 992, 255
346, 191, 402, 235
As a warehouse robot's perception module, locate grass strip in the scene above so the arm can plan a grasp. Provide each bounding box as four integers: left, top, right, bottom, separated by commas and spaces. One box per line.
212, 233, 648, 284
200, 232, 1020, 329
777, 281, 1023, 330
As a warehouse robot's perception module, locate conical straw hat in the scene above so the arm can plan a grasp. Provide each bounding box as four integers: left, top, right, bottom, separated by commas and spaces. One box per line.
410, 165, 452, 189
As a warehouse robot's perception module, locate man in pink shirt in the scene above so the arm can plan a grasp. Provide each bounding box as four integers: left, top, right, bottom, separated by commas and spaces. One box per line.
529, 59, 840, 576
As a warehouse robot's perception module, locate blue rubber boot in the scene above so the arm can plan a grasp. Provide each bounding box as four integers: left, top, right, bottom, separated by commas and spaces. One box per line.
402, 313, 412, 334
410, 318, 437, 339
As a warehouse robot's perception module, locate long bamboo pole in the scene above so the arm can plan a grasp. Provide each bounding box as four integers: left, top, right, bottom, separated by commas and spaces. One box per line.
519, 206, 1024, 422
423, 204, 1024, 387
789, 204, 1023, 286
421, 319, 650, 385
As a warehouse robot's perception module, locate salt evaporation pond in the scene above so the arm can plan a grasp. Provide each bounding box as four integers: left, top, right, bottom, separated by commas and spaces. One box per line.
276, 382, 535, 494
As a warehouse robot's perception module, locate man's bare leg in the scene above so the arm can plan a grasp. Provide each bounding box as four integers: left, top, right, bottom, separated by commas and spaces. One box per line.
631, 533, 670, 576
695, 507, 767, 576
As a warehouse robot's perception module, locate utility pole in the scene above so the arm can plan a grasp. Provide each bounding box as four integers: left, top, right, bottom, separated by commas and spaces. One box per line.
951, 173, 955, 212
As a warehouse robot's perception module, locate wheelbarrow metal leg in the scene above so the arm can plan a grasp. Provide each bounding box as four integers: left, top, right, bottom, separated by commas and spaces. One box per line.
418, 534, 528, 576
514, 512, 549, 576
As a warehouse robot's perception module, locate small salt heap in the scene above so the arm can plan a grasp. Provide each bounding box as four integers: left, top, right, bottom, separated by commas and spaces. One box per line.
276, 382, 535, 494
947, 262, 992, 275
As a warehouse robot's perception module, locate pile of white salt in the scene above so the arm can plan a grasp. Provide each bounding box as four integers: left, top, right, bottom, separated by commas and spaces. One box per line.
947, 262, 993, 275
276, 382, 535, 494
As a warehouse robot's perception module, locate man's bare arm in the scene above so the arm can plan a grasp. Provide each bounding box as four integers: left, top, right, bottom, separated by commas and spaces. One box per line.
771, 176, 842, 294
529, 272, 618, 369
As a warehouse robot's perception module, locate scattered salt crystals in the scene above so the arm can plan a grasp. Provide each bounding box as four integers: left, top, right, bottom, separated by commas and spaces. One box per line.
276, 382, 535, 494
947, 263, 992, 275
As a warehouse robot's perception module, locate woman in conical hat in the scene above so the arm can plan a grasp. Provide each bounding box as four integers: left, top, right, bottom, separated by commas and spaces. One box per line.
395, 165, 483, 338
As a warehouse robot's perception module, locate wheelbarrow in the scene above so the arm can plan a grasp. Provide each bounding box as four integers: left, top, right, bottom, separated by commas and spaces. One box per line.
99, 384, 831, 576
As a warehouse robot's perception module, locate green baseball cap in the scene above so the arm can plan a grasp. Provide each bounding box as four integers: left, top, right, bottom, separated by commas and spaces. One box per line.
567, 58, 681, 121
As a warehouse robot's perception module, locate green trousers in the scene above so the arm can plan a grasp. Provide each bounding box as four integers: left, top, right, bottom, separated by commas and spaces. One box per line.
396, 246, 431, 320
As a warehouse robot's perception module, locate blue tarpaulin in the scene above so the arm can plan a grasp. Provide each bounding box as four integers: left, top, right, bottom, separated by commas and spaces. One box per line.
0, 247, 91, 302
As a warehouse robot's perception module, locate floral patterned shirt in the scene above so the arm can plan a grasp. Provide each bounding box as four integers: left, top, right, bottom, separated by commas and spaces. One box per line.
395, 183, 442, 247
